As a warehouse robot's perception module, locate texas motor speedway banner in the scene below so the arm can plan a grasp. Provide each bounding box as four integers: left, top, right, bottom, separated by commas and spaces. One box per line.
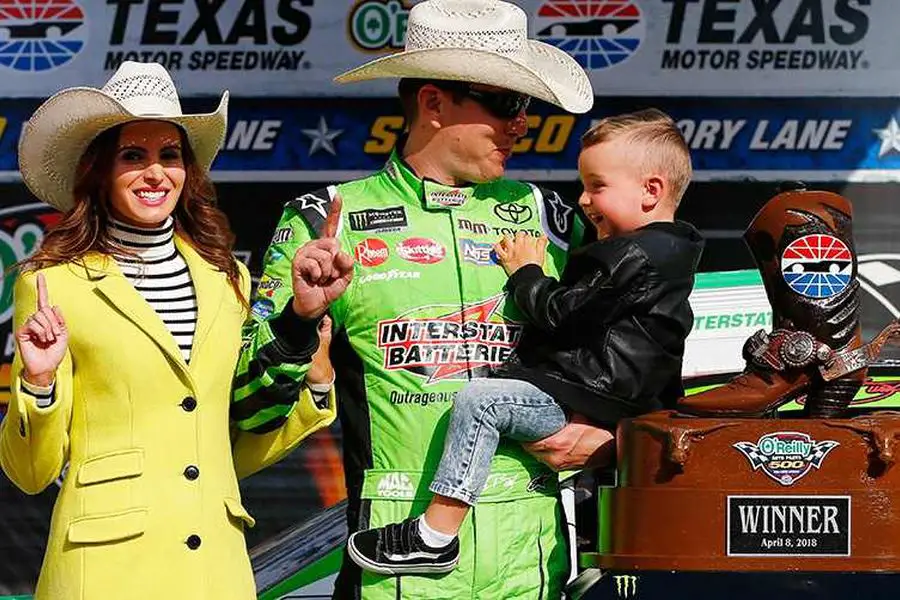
0, 0, 898, 98
3, 95, 900, 182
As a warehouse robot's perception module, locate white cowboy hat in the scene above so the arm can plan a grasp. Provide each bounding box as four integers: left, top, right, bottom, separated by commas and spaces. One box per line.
18, 61, 228, 212
334, 0, 593, 114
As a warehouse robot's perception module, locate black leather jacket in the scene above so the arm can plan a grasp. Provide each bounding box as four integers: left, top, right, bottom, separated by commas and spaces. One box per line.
493, 221, 704, 427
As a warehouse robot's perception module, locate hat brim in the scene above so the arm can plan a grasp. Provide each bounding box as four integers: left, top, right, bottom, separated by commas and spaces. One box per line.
18, 88, 228, 212
334, 40, 593, 114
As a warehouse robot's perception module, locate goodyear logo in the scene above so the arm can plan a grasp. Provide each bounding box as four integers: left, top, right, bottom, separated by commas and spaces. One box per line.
0, 0, 85, 72
534, 0, 644, 70
781, 234, 852, 299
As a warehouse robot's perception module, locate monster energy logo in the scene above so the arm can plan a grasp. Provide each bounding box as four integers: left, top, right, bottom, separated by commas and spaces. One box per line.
613, 574, 638, 598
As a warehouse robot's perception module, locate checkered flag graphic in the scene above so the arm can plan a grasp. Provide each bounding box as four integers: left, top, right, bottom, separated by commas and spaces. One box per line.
809, 440, 840, 468
733, 441, 769, 469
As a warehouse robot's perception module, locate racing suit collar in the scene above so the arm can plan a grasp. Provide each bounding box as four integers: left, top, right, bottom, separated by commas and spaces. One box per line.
387, 138, 477, 211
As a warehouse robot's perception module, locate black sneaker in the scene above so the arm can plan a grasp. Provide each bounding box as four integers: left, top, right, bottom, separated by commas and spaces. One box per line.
347, 518, 460, 575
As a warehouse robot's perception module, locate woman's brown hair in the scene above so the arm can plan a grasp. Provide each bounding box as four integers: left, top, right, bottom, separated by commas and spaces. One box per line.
22, 123, 246, 306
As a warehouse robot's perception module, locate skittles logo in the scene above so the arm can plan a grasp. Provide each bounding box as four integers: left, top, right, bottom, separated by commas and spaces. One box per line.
781, 234, 853, 299
534, 0, 644, 70
0, 0, 86, 72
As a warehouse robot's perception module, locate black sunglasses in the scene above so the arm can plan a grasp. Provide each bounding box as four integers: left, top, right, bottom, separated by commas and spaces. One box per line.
435, 81, 531, 120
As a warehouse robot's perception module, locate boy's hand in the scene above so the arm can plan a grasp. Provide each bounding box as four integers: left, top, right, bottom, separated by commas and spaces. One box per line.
493, 232, 549, 276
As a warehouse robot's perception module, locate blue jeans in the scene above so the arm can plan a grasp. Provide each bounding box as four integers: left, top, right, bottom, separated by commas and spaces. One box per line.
429, 378, 568, 506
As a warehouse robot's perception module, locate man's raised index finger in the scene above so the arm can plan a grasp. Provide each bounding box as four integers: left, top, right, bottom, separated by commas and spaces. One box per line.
322, 193, 343, 238
36, 272, 49, 309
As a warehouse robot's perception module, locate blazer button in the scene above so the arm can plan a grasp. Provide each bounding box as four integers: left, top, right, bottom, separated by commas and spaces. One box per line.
184, 465, 200, 481
186, 534, 202, 550
181, 397, 197, 412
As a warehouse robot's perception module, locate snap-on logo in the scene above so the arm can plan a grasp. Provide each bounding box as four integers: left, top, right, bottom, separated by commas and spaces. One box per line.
396, 237, 445, 265
355, 238, 389, 267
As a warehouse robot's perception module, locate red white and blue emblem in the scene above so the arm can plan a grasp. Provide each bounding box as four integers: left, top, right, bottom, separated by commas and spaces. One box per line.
781, 234, 853, 299
0, 0, 85, 72
534, 0, 644, 70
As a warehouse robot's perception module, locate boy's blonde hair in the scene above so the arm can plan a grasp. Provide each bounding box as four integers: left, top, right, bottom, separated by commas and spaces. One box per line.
581, 108, 692, 206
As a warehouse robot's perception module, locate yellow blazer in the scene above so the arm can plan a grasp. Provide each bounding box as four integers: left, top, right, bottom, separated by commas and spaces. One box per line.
0, 237, 335, 600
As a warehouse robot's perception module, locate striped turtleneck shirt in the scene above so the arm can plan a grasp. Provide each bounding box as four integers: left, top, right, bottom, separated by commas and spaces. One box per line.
110, 217, 197, 362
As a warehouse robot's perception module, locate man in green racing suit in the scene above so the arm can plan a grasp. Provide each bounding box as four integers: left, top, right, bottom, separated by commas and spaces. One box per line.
232, 1, 610, 597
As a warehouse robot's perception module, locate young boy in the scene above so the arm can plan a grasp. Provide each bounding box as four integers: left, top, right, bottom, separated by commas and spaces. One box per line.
347, 109, 704, 575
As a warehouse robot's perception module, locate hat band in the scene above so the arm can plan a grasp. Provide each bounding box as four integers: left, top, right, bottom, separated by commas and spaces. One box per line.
405, 22, 527, 55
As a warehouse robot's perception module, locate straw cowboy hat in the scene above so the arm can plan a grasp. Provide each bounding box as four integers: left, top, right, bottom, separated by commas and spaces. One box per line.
335, 0, 594, 114
18, 61, 228, 212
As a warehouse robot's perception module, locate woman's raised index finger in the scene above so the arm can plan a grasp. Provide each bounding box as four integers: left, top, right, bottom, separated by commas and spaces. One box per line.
36, 272, 49, 309
322, 194, 343, 239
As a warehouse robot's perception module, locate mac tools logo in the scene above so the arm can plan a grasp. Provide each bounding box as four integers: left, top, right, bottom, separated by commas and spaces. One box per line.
534, 0, 644, 70
734, 431, 839, 486
781, 234, 853, 299
0, 0, 85, 72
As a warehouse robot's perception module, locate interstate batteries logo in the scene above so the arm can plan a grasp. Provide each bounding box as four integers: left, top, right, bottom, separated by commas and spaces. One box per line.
104, 0, 313, 72
661, 0, 871, 72
534, 0, 644, 70
781, 234, 853, 299
733, 432, 839, 486
377, 295, 523, 384
0, 0, 85, 72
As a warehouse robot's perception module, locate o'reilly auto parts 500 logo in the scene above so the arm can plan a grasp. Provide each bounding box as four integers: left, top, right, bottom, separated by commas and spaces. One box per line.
377, 295, 523, 384
104, 0, 312, 73
734, 431, 839, 486
0, 0, 86, 72
661, 0, 871, 72
534, 0, 644, 70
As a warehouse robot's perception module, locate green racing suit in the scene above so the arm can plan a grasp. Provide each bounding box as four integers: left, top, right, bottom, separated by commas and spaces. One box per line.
233, 150, 584, 599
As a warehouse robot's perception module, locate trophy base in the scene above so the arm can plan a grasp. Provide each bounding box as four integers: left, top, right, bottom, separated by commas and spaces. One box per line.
598, 410, 900, 571
572, 569, 900, 600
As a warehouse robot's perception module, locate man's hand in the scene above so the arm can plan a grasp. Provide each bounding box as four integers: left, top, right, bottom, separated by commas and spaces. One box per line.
306, 316, 335, 386
494, 232, 548, 276
291, 195, 354, 319
523, 413, 615, 471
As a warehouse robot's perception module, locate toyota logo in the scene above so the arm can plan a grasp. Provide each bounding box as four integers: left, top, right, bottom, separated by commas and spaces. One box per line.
494, 203, 533, 224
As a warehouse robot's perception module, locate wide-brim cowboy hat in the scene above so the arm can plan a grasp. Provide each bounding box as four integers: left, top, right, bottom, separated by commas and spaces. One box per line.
334, 0, 594, 115
18, 61, 228, 212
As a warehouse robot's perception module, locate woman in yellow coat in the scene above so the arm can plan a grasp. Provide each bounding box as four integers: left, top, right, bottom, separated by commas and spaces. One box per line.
0, 61, 342, 599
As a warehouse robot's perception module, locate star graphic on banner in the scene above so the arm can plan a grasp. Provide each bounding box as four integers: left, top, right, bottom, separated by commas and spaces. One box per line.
874, 117, 900, 158
302, 117, 343, 156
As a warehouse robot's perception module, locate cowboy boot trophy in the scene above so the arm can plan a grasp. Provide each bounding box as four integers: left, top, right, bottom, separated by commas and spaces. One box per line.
679, 189, 865, 418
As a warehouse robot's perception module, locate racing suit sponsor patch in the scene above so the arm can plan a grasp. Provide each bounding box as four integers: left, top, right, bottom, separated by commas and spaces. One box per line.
355, 238, 390, 267
377, 295, 524, 384
396, 238, 446, 265
348, 206, 408, 232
